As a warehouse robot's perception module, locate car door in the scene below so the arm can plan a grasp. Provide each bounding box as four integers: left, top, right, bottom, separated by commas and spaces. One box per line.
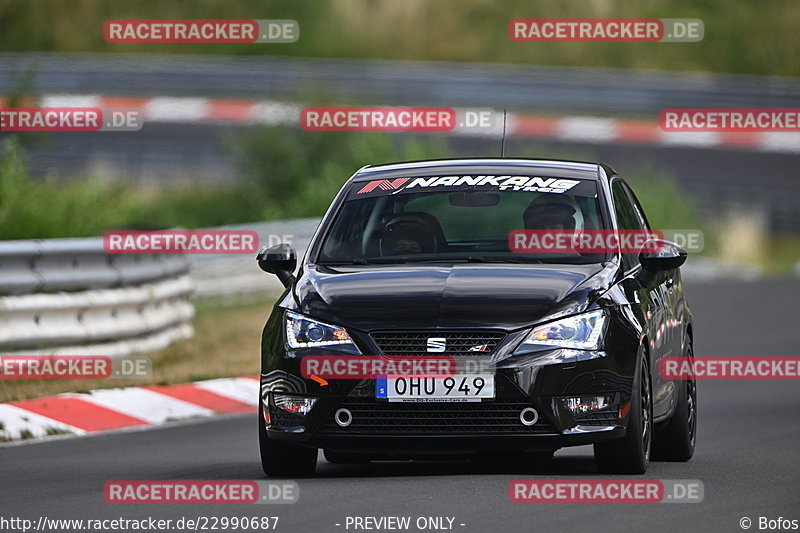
622, 181, 686, 417
611, 179, 673, 419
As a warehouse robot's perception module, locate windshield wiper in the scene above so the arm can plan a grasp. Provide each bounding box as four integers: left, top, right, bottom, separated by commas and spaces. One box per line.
320, 256, 548, 266
318, 258, 407, 266
465, 256, 543, 264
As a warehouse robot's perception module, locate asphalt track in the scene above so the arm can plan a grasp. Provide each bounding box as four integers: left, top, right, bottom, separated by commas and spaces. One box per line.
1, 277, 798, 533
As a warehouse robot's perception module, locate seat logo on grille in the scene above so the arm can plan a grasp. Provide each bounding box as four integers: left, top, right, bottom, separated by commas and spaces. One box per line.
426, 337, 447, 353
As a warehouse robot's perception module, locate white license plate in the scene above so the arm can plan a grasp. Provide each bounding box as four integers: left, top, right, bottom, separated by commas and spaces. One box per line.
376, 374, 495, 402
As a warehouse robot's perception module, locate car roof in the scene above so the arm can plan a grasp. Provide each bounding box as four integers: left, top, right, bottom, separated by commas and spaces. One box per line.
352, 158, 605, 182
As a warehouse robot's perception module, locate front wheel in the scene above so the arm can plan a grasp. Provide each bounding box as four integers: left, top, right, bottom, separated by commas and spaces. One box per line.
259, 407, 317, 477
653, 340, 697, 461
594, 350, 652, 474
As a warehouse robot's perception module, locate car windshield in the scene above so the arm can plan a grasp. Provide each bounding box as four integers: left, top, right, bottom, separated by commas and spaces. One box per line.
317, 175, 606, 265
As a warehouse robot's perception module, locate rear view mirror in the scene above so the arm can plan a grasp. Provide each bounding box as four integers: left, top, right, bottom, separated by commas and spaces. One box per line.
257, 243, 297, 288
449, 191, 500, 207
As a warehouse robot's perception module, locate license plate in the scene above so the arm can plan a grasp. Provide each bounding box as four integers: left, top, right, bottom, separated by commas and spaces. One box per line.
376, 374, 495, 402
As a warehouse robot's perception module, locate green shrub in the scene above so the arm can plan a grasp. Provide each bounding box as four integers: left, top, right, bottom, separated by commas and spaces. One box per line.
232, 127, 450, 220
0, 133, 708, 247
0, 140, 137, 239
0, 130, 450, 238
626, 175, 702, 231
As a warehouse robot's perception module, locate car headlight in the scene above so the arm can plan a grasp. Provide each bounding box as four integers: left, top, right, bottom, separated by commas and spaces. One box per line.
517, 309, 607, 351
285, 311, 357, 349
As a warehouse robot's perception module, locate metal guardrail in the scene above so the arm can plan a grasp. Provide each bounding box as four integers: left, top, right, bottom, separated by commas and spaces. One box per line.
2, 53, 799, 115
0, 238, 194, 356
0, 237, 189, 295
186, 218, 320, 299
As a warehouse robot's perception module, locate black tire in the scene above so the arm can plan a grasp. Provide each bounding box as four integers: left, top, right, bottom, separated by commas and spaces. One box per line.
653, 340, 697, 461
258, 407, 317, 477
324, 450, 370, 464
594, 349, 652, 474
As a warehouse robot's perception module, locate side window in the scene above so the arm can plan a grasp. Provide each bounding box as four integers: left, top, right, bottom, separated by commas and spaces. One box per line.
622, 182, 650, 231
321, 197, 378, 259
611, 180, 640, 270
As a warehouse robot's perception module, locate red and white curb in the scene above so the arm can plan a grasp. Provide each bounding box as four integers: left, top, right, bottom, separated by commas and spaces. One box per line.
4, 93, 799, 153
0, 376, 258, 443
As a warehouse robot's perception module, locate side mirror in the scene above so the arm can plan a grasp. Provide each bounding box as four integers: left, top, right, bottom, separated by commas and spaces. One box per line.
639, 239, 687, 272
634, 239, 687, 288
257, 243, 297, 288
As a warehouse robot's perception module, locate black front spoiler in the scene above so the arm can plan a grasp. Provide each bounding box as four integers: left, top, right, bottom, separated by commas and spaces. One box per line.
266, 426, 626, 453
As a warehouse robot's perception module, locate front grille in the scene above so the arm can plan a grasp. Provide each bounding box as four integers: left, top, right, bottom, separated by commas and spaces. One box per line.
319, 398, 558, 435
370, 330, 506, 356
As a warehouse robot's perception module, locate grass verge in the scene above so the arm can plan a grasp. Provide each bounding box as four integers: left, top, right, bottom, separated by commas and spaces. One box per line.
2, 0, 799, 76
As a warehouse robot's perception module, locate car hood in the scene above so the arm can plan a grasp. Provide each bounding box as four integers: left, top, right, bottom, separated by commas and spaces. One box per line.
291, 262, 616, 331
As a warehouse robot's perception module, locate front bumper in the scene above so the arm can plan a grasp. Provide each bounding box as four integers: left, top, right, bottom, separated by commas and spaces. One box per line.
260, 349, 635, 453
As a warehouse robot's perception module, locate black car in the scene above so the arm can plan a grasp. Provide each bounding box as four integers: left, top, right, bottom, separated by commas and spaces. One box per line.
256, 158, 697, 476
